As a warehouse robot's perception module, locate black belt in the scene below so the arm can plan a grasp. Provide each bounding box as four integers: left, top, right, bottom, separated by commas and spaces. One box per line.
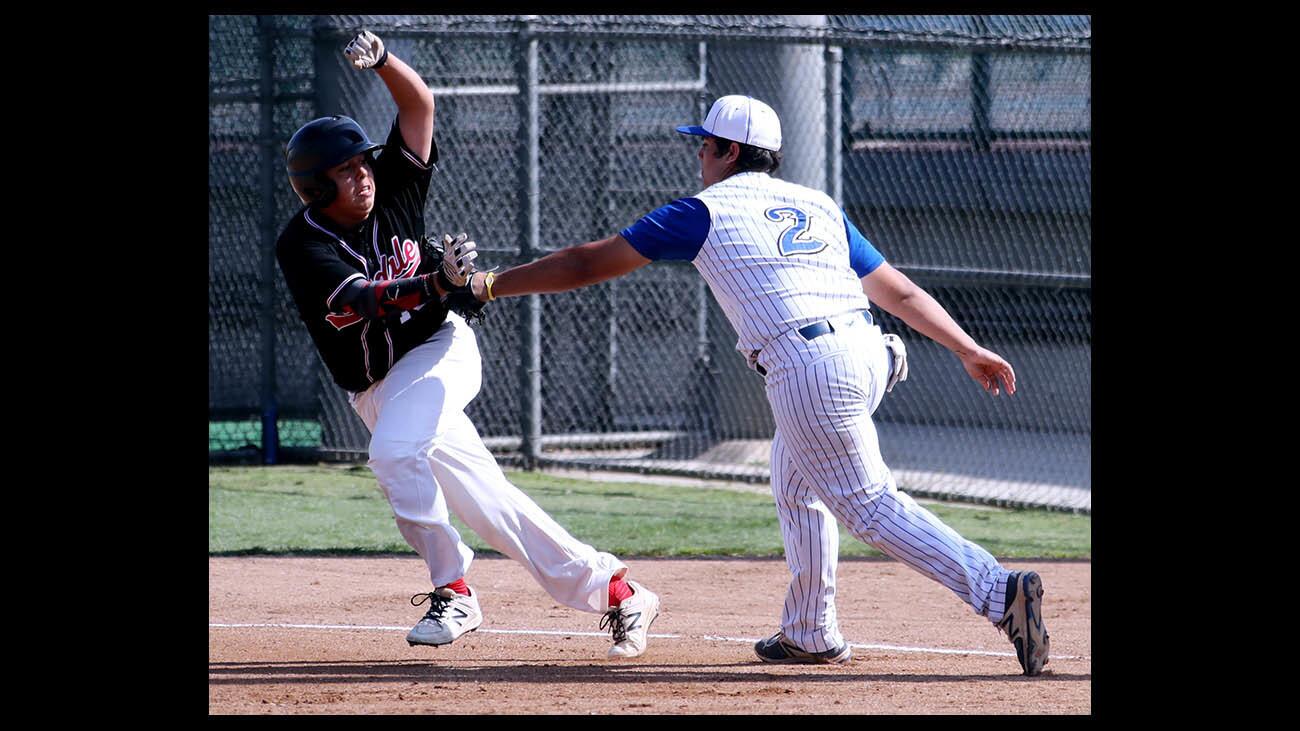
755, 310, 874, 376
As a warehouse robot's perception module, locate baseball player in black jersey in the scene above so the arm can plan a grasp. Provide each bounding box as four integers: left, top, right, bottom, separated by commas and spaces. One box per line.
275, 30, 660, 659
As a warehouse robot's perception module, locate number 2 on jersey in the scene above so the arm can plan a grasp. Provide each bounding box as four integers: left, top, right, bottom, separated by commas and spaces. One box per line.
765, 206, 828, 256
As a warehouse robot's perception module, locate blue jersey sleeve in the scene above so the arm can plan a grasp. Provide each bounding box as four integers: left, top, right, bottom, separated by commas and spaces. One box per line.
845, 211, 885, 277
619, 197, 711, 262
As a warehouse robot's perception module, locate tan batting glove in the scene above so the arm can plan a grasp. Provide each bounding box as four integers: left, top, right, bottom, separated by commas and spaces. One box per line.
344, 30, 388, 70
882, 333, 909, 393
440, 233, 479, 288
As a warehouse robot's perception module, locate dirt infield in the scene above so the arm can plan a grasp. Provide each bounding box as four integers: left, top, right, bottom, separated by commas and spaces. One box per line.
209, 556, 1090, 714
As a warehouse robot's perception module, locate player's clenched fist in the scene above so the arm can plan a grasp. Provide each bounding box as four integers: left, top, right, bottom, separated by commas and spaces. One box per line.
344, 30, 388, 70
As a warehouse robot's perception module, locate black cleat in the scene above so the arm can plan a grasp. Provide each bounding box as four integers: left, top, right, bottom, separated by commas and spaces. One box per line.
996, 571, 1051, 676
754, 632, 851, 664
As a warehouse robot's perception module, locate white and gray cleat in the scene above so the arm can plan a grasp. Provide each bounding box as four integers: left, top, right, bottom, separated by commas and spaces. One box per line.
406, 587, 483, 647
602, 580, 661, 659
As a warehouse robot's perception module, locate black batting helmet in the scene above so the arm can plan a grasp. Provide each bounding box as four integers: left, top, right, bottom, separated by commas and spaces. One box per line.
285, 115, 383, 207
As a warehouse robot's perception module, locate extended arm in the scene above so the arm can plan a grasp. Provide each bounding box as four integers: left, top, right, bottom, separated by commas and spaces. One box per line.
471, 234, 652, 300
862, 262, 1016, 396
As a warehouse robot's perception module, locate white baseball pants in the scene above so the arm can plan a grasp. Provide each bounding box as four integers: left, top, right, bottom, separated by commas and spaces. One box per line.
349, 312, 627, 614
757, 310, 1013, 653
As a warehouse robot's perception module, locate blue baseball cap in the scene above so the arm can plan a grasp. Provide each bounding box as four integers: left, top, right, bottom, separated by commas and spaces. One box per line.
677, 95, 782, 151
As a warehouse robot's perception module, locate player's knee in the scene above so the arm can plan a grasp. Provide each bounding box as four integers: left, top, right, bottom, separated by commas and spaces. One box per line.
389, 500, 449, 527
823, 485, 885, 527
367, 437, 429, 475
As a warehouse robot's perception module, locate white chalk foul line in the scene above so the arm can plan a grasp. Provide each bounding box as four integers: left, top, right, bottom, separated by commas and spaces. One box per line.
209, 623, 1088, 662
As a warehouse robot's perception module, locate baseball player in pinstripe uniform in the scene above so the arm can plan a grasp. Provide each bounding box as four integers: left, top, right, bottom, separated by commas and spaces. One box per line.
451, 95, 1049, 675
275, 30, 660, 660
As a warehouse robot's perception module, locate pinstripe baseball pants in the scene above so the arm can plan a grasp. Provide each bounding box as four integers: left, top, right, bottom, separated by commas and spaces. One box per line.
757, 310, 1013, 653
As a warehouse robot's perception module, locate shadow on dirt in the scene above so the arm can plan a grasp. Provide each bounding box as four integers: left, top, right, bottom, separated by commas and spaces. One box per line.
208, 660, 1089, 685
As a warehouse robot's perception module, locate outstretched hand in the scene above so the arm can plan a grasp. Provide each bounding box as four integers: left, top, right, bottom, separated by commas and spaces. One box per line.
958, 347, 1016, 396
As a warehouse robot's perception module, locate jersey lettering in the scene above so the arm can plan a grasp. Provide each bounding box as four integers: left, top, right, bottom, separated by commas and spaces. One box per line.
324, 237, 422, 331
765, 206, 828, 256
379, 236, 420, 280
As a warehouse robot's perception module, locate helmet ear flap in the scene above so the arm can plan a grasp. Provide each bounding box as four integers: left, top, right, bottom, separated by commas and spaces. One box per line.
289, 174, 337, 207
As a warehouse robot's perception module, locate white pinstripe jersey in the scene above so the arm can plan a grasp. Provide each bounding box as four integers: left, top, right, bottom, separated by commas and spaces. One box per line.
691, 172, 874, 357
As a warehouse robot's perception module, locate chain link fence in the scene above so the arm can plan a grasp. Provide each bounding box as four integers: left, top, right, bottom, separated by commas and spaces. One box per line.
209, 15, 1091, 512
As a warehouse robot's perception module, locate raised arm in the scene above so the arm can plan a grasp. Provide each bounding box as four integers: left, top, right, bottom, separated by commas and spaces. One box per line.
862, 262, 1016, 396
344, 30, 435, 164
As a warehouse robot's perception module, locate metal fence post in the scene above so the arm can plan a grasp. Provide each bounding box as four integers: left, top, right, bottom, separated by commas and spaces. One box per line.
311, 16, 346, 458
517, 17, 543, 469
780, 16, 826, 190
593, 42, 619, 433
312, 17, 344, 119
258, 15, 279, 464
971, 15, 992, 152
692, 58, 716, 443
826, 44, 843, 208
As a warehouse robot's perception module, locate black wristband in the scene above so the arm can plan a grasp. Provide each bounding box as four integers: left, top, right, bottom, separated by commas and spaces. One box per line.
374, 48, 389, 69
435, 269, 456, 295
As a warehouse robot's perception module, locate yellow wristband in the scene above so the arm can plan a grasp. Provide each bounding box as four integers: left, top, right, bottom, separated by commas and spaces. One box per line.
485, 272, 497, 301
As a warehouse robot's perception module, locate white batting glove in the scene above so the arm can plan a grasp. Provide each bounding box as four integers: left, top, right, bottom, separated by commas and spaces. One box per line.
882, 333, 909, 393
344, 30, 388, 70
441, 233, 479, 288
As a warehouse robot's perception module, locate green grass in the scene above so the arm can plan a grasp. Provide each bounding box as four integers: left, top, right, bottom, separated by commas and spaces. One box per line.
208, 465, 1090, 559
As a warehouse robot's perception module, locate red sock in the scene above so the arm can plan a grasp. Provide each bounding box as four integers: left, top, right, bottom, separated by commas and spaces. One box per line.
608, 576, 634, 607
440, 578, 470, 596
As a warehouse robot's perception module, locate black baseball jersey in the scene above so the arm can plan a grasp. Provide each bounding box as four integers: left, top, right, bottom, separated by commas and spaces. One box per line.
276, 118, 449, 394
